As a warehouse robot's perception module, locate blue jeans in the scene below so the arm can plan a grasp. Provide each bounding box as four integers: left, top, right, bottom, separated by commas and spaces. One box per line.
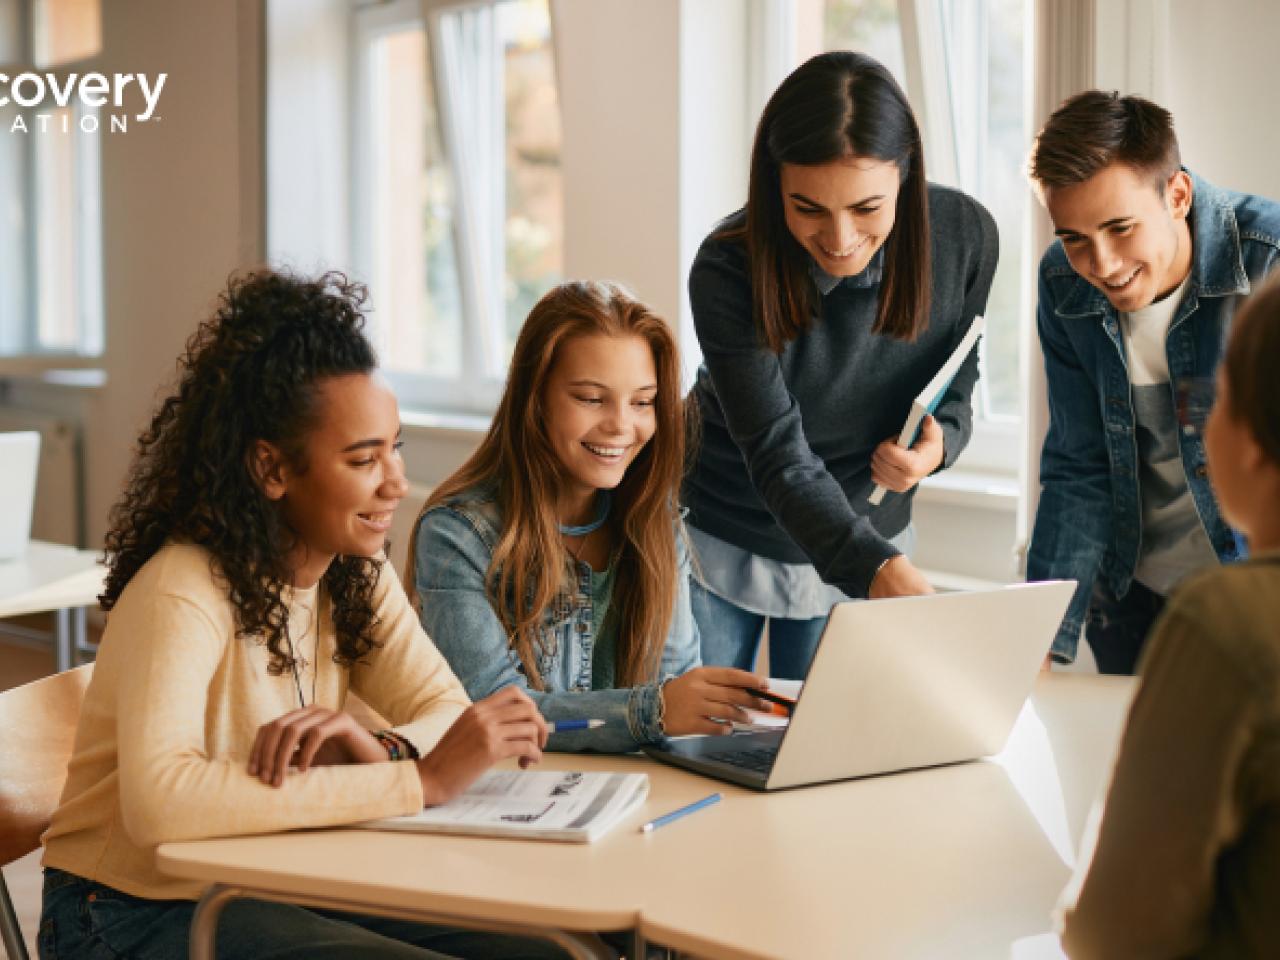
1084, 578, 1166, 676
691, 582, 827, 680
694, 526, 916, 681
38, 868, 571, 960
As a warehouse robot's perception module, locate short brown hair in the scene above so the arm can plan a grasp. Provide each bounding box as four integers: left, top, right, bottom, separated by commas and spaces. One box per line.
1029, 90, 1181, 193
1224, 275, 1280, 467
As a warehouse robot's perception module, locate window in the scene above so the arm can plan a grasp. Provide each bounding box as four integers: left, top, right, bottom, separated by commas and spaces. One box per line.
0, 75, 104, 357
351, 0, 563, 414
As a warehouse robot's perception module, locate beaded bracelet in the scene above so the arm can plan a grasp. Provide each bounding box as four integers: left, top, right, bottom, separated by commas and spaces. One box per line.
656, 676, 675, 735
372, 729, 419, 761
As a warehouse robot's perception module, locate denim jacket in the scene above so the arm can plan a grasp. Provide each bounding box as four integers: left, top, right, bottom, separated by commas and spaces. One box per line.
1029, 171, 1280, 661
411, 486, 701, 752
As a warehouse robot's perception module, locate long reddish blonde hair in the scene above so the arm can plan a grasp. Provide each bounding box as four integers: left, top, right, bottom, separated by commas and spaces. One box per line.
407, 281, 690, 689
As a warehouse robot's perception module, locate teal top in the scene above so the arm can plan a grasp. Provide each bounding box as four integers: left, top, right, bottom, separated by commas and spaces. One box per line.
589, 563, 618, 688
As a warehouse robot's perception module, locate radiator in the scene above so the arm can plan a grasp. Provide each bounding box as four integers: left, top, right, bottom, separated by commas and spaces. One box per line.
0, 409, 81, 546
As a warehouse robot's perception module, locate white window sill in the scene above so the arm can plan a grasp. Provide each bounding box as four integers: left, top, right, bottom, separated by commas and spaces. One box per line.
398, 407, 1022, 515
917, 469, 1019, 513
400, 407, 490, 441
0, 359, 106, 387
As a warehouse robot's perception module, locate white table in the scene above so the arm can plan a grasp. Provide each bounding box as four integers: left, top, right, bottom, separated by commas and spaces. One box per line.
157, 674, 1136, 960
0, 540, 104, 672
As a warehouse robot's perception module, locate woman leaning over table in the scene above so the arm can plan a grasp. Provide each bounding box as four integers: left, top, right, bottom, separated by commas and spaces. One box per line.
407, 281, 770, 755
38, 270, 563, 960
683, 51, 998, 679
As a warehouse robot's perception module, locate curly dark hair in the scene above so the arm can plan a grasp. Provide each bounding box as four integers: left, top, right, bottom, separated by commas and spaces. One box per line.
101, 269, 386, 674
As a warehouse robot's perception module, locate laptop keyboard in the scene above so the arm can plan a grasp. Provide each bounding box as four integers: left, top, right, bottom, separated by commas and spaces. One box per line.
704, 745, 779, 773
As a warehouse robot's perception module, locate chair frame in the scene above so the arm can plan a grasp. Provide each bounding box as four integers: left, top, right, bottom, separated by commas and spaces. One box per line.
0, 664, 94, 960
1, 869, 29, 960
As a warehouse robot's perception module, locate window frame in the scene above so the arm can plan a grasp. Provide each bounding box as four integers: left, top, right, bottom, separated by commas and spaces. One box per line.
0, 62, 103, 359
349, 0, 559, 416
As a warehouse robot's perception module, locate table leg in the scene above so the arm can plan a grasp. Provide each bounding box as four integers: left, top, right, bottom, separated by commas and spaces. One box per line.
188, 883, 619, 960
54, 607, 72, 673
73, 606, 92, 662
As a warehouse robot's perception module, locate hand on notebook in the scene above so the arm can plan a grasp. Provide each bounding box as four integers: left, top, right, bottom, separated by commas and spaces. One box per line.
416, 686, 549, 806
870, 414, 944, 493
868, 556, 935, 600
661, 667, 771, 736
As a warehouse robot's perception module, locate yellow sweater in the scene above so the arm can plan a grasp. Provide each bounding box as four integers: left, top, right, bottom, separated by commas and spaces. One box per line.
41, 544, 470, 901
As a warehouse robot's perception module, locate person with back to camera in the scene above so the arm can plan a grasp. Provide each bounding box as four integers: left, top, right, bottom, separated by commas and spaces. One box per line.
682, 51, 999, 679
1026, 90, 1280, 673
38, 270, 566, 959
1059, 272, 1280, 959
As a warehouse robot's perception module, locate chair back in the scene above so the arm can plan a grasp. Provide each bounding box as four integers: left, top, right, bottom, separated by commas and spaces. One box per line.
0, 665, 93, 866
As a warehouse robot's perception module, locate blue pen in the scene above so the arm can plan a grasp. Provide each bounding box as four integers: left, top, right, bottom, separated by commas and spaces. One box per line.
639, 792, 722, 833
547, 719, 606, 733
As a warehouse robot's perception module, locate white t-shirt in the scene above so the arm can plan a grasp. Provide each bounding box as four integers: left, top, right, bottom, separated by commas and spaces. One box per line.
1120, 272, 1218, 595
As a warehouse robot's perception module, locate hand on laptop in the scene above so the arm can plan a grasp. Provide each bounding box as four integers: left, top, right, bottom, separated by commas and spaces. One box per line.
869, 555, 935, 599
661, 668, 771, 736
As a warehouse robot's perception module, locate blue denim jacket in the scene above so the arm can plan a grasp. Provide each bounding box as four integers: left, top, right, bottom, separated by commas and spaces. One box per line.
1029, 171, 1280, 661
411, 487, 701, 752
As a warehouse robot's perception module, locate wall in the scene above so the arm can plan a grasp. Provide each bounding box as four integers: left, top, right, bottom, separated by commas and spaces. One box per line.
1163, 0, 1280, 199
81, 0, 264, 546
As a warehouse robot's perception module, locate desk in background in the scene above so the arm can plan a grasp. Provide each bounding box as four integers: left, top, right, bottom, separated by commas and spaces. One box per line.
0, 541, 104, 672
158, 674, 1136, 960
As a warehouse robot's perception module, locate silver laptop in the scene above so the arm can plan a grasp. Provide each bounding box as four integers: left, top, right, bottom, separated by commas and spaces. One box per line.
0, 431, 41, 560
645, 580, 1076, 791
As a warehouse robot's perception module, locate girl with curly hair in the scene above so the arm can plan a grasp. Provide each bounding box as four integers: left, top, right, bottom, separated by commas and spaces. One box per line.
406, 280, 770, 754
38, 270, 560, 959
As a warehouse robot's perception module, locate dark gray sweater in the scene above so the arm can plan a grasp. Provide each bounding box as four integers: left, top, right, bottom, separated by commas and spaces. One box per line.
683, 183, 998, 598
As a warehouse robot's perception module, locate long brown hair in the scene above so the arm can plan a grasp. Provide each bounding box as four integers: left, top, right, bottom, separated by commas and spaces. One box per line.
727, 50, 931, 352
406, 281, 689, 689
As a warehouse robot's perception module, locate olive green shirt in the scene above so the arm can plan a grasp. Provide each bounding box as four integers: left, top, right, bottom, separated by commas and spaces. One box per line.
589, 563, 618, 688
1061, 551, 1280, 958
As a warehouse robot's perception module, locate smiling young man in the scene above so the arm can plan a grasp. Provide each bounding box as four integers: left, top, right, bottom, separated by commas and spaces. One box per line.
1027, 91, 1280, 672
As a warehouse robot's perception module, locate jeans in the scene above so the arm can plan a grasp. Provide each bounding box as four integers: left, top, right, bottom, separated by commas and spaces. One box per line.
38, 868, 571, 960
694, 526, 917, 681
691, 582, 827, 680
1084, 578, 1167, 676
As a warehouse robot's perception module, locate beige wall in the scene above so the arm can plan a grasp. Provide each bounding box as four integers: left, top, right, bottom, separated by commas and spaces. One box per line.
83, 0, 264, 545
1165, 0, 1280, 199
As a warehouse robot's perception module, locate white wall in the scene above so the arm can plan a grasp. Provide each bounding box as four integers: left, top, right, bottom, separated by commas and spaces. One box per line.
75, 0, 264, 547
1164, 0, 1280, 199
553, 0, 682, 323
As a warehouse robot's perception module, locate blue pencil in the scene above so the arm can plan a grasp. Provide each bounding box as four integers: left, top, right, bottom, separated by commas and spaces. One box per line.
547, 719, 606, 733
639, 792, 722, 833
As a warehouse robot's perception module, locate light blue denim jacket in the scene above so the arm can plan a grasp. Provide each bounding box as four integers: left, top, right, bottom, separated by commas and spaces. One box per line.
1029, 171, 1280, 662
412, 486, 701, 752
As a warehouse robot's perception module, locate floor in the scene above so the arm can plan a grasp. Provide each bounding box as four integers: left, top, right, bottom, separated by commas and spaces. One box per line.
2, 637, 58, 959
